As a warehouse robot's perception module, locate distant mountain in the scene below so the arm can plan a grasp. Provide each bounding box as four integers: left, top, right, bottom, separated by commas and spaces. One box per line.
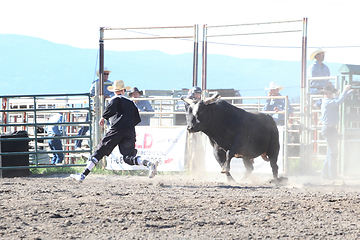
0, 34, 344, 102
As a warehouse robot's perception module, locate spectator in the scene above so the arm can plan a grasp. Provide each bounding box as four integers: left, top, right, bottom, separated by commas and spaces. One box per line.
184, 86, 202, 111
308, 48, 332, 94
263, 82, 293, 126
46, 112, 66, 164
70, 80, 159, 183
75, 67, 114, 149
315, 84, 352, 180
129, 87, 154, 126
187, 86, 202, 100
89, 67, 114, 98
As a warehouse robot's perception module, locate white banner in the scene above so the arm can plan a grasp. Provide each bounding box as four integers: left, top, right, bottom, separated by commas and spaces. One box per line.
106, 126, 187, 171
205, 126, 284, 174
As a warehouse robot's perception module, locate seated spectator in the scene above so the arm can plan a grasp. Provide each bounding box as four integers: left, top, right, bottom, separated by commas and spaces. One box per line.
129, 87, 154, 126
263, 82, 293, 125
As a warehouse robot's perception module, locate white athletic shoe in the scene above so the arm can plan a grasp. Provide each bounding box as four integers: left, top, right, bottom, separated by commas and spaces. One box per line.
148, 161, 159, 178
70, 173, 85, 183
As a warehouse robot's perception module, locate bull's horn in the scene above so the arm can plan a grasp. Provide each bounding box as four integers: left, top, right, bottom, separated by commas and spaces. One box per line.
181, 96, 193, 105
204, 93, 221, 105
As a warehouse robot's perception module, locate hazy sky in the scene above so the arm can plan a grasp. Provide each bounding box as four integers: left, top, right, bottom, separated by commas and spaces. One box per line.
1, 0, 360, 64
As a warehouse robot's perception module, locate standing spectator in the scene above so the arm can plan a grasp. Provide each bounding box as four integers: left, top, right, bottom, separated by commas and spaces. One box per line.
184, 86, 202, 111
315, 84, 352, 180
70, 80, 159, 183
46, 112, 66, 164
187, 86, 202, 100
75, 67, 114, 149
129, 87, 154, 126
263, 82, 293, 126
308, 48, 332, 94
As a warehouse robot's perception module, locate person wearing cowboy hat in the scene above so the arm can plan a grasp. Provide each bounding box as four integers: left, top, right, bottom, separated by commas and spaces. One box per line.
308, 48, 333, 94
129, 87, 154, 126
314, 84, 352, 180
75, 67, 114, 149
262, 82, 293, 125
89, 67, 114, 98
71, 80, 159, 182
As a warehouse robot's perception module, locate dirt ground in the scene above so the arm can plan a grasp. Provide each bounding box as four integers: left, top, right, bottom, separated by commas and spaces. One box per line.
1, 172, 360, 240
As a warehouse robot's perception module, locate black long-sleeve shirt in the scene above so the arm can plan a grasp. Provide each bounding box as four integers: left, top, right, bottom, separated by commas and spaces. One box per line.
102, 95, 141, 130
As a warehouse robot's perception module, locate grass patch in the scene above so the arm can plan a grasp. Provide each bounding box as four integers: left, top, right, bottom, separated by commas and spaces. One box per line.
30, 165, 185, 177
29, 156, 185, 176
30, 167, 82, 175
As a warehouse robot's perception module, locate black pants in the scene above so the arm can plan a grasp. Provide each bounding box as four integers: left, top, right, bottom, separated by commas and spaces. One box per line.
92, 127, 137, 164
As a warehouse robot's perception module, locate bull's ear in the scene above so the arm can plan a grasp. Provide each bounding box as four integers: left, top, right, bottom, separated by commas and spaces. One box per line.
181, 96, 193, 105
204, 93, 221, 105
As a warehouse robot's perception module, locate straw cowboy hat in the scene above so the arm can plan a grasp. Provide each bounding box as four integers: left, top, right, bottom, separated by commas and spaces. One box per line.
96, 67, 111, 77
265, 82, 284, 91
107, 80, 131, 92
310, 48, 326, 61
129, 87, 144, 97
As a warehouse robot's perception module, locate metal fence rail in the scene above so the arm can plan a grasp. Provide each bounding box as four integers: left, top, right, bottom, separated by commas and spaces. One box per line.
1, 93, 296, 173
1, 93, 92, 170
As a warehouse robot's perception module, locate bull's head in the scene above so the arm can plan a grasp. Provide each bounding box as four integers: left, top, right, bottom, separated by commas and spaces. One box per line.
182, 93, 221, 133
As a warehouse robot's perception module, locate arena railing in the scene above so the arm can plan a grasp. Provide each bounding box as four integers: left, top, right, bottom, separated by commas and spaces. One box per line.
0, 93, 91, 171
0, 93, 296, 174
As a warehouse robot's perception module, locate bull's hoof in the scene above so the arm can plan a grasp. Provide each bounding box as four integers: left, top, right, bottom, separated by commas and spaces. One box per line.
270, 176, 288, 185
221, 167, 229, 174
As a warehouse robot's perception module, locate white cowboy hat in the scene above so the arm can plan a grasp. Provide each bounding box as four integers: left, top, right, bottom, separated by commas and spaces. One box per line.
96, 67, 111, 77
265, 82, 284, 91
107, 80, 131, 92
310, 48, 326, 61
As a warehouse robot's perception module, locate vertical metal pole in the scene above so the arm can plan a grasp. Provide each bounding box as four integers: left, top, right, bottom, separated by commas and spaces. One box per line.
66, 111, 70, 164
96, 27, 105, 148
99, 28, 105, 98
201, 24, 208, 91
88, 93, 93, 154
70, 111, 75, 164
340, 75, 346, 175
23, 112, 26, 131
2, 98, 8, 133
14, 115, 17, 131
192, 24, 199, 87
284, 96, 289, 175
300, 17, 308, 174
33, 96, 38, 166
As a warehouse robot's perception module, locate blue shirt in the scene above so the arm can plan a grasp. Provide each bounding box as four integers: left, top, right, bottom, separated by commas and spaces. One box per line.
135, 100, 154, 126
89, 79, 114, 97
307, 61, 330, 90
315, 90, 350, 126
46, 113, 66, 136
262, 94, 293, 114
262, 93, 293, 125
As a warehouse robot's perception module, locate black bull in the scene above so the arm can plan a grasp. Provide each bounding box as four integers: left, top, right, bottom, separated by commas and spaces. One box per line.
183, 94, 280, 182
